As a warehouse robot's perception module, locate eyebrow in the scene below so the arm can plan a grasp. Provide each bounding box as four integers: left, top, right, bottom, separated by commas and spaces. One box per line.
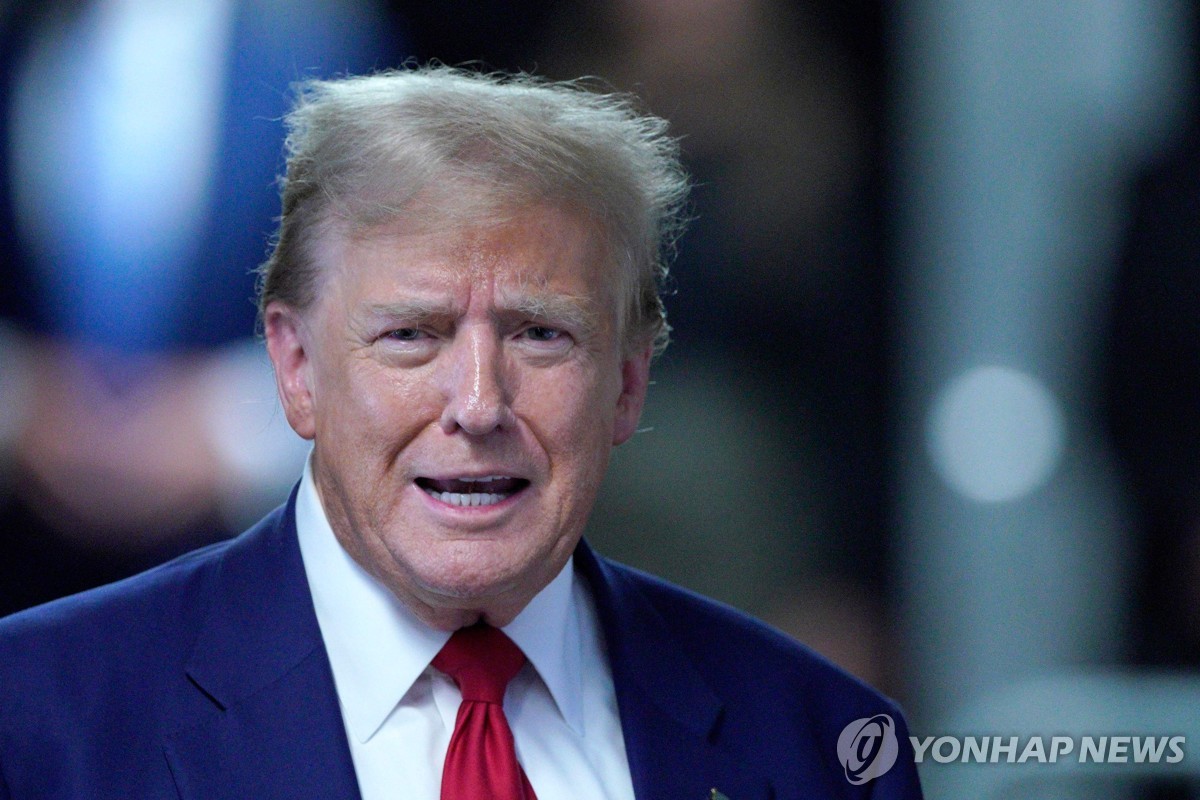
364, 299, 457, 323
362, 294, 601, 334
501, 293, 598, 333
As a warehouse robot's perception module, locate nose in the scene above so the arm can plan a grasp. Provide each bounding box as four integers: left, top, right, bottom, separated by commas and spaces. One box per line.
438, 326, 515, 435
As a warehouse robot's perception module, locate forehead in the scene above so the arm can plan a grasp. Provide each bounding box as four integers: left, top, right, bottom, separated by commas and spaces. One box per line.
321, 203, 618, 303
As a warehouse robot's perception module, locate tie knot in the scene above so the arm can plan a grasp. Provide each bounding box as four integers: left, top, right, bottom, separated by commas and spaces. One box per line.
432, 624, 527, 704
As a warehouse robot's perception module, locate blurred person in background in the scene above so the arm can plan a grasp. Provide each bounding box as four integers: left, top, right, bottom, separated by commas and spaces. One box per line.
1100, 27, 1200, 800
0, 0, 407, 614
1107, 117, 1200, 670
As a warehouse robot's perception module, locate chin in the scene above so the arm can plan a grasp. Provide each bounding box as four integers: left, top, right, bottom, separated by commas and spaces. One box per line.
409, 545, 537, 601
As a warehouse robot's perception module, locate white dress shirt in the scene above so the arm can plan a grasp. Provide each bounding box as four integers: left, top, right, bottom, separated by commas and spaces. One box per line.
295, 462, 636, 800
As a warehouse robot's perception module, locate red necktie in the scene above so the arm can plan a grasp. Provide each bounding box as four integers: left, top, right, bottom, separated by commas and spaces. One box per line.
433, 625, 537, 800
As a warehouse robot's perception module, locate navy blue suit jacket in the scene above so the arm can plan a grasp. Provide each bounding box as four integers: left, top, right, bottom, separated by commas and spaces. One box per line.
0, 491, 923, 799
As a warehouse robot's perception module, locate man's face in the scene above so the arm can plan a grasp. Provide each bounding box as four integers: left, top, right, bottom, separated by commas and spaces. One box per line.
265, 204, 651, 629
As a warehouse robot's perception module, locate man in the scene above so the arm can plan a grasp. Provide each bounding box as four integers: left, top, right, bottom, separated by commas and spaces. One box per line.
0, 67, 922, 799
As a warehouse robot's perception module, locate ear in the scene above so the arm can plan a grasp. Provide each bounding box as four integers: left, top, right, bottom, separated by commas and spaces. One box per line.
612, 345, 653, 446
264, 301, 317, 440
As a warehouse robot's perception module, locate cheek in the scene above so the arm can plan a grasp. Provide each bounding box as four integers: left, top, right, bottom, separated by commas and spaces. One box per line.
318, 361, 433, 437
524, 365, 620, 459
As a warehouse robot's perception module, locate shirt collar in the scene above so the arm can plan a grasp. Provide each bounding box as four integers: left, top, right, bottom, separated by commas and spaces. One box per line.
504, 551, 585, 736
294, 458, 585, 742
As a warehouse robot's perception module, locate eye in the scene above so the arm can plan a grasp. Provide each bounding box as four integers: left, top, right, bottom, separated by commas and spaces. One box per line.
385, 327, 424, 341
524, 326, 563, 342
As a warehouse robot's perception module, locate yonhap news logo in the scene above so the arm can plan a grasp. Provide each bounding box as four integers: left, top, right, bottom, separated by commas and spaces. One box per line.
837, 714, 900, 785
910, 734, 1185, 765
835, 715, 1189, 786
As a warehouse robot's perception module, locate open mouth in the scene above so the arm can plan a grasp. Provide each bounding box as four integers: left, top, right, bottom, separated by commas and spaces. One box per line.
415, 475, 530, 508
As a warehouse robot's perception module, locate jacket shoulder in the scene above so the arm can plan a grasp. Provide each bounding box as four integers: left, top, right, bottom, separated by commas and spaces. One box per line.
0, 536, 227, 668
0, 499, 354, 799
609, 559, 902, 719
0, 507, 287, 790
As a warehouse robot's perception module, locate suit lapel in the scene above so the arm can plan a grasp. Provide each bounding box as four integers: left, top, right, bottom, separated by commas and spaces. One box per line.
159, 506, 772, 799
576, 543, 774, 800
162, 491, 360, 800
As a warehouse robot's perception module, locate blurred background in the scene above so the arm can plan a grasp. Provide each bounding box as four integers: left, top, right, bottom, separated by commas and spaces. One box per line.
1, 1, 1199, 796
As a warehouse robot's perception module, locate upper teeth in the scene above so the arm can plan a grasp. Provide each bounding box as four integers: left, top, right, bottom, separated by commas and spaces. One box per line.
430, 491, 507, 507
423, 476, 516, 508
